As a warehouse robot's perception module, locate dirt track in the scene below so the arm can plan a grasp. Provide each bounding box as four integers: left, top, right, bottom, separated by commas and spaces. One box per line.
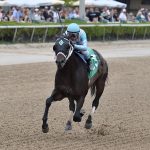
0, 42, 150, 150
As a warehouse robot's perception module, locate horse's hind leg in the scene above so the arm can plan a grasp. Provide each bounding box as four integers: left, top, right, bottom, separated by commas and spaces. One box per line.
85, 78, 106, 129
42, 89, 64, 133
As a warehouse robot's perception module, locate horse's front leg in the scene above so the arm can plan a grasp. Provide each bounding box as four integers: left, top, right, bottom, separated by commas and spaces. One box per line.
65, 98, 75, 131
73, 96, 85, 122
42, 89, 64, 133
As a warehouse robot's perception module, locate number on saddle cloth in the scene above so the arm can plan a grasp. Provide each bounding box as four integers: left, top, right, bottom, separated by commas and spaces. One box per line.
74, 47, 100, 79
87, 48, 100, 79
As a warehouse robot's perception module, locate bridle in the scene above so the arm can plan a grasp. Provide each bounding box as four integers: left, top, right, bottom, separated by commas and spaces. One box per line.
55, 37, 74, 67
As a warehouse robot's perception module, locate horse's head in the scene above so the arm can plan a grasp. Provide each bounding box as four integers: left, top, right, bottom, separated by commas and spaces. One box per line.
53, 37, 74, 69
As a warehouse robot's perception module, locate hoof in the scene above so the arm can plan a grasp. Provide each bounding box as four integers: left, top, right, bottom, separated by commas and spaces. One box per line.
85, 115, 92, 129
73, 116, 81, 122
42, 124, 49, 133
65, 121, 72, 131
85, 122, 92, 129
65, 124, 72, 131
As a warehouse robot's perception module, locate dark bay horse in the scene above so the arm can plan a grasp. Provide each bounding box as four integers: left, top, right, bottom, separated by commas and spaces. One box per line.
42, 37, 108, 133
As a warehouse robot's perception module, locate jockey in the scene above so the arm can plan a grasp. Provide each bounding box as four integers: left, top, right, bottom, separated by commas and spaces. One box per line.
65, 23, 93, 71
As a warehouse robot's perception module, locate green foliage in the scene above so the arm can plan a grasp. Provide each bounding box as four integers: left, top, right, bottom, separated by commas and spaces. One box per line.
16, 28, 32, 42
63, 0, 78, 6
117, 26, 134, 40
146, 27, 150, 38
46, 28, 60, 42
0, 29, 14, 42
0, 23, 150, 43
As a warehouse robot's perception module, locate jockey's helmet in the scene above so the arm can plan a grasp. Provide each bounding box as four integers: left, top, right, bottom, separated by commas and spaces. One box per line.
67, 23, 80, 42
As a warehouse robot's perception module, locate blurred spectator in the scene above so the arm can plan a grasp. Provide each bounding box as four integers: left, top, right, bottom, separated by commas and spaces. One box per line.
148, 12, 150, 22
0, 8, 3, 21
11, 7, 22, 22
113, 9, 119, 22
47, 6, 59, 23
17, 7, 23, 22
68, 8, 79, 19
119, 8, 127, 23
143, 8, 149, 22
109, 9, 116, 22
127, 12, 135, 22
12, 7, 18, 21
32, 8, 42, 22
100, 7, 111, 23
86, 7, 99, 22
135, 10, 146, 23
60, 8, 67, 20
3, 11, 10, 21
23, 8, 30, 22
74, 7, 79, 18
0, 5, 149, 24
52, 9, 59, 23
43, 6, 49, 21
28, 8, 34, 22
94, 8, 100, 22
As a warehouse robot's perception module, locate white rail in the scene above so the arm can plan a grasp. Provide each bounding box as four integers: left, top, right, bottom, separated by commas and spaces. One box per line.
0, 23, 150, 29
0, 23, 150, 42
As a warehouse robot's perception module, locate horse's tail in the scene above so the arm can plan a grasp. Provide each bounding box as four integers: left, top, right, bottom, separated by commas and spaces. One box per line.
90, 49, 109, 97
90, 62, 108, 97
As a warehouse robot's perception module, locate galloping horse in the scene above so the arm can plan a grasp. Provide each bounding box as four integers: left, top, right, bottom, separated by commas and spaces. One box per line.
42, 36, 108, 133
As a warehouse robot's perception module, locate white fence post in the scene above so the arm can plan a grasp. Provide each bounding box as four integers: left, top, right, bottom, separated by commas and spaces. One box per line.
13, 28, 17, 42
132, 28, 136, 40
143, 28, 147, 40
30, 28, 35, 42
43, 27, 48, 43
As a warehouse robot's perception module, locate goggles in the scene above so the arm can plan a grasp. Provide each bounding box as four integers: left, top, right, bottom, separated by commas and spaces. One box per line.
67, 32, 79, 39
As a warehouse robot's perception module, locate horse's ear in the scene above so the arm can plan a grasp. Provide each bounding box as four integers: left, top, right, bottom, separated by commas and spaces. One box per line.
53, 45, 56, 51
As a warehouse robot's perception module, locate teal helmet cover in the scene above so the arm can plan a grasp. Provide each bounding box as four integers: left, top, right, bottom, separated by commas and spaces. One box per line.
67, 23, 80, 33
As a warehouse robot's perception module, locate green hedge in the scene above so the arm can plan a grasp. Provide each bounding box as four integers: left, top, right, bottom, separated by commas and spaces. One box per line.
0, 23, 150, 43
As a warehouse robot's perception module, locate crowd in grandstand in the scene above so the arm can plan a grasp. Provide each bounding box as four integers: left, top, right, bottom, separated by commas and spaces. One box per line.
0, 6, 150, 23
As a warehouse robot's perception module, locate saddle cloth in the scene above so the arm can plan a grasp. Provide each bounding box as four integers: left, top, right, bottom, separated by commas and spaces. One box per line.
75, 47, 100, 79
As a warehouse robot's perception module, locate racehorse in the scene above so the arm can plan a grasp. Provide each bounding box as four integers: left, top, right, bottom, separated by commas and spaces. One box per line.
42, 36, 108, 133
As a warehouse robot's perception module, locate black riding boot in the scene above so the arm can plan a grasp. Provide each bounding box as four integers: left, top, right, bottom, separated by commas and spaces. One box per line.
86, 58, 92, 72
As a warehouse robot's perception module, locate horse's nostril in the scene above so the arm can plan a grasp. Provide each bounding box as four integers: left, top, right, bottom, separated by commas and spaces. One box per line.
56, 60, 64, 64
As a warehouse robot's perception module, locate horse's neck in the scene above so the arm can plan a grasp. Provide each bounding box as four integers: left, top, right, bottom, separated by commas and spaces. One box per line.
57, 53, 84, 74
66, 52, 84, 69
68, 52, 78, 63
